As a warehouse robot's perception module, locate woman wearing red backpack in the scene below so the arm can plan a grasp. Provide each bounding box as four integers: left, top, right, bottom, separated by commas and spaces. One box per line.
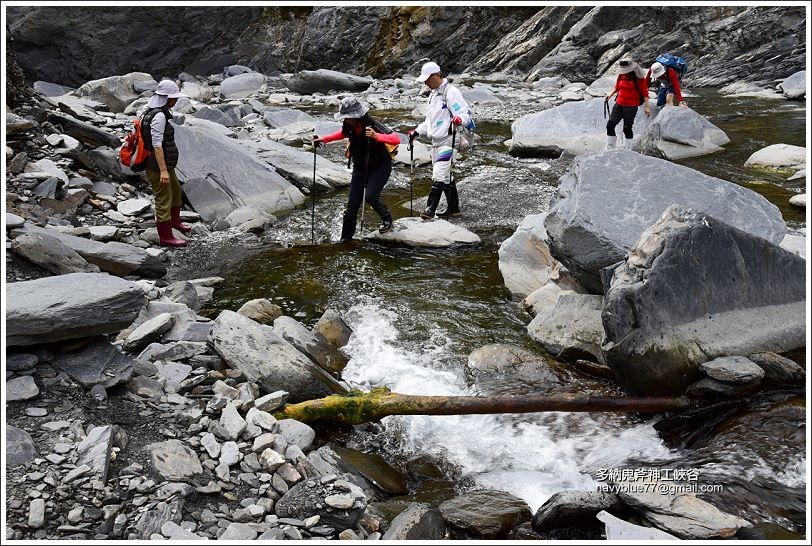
604, 59, 651, 150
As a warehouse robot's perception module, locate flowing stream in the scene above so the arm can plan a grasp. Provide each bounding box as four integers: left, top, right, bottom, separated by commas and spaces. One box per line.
198, 88, 806, 535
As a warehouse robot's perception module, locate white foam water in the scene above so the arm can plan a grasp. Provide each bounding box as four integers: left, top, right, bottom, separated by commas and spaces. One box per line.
342, 302, 676, 512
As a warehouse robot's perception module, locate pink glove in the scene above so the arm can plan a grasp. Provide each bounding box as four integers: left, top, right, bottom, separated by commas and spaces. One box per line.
452, 116, 462, 125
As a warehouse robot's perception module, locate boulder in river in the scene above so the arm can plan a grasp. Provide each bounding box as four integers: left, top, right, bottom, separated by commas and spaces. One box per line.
498, 212, 582, 298
638, 106, 730, 160
616, 485, 751, 539
247, 137, 351, 191
275, 476, 367, 530
744, 143, 806, 172
273, 316, 350, 373
285, 69, 373, 95
6, 272, 145, 346
439, 489, 532, 539
603, 206, 806, 396
544, 149, 787, 293
532, 490, 624, 531
509, 98, 654, 157
778, 70, 806, 100
383, 503, 447, 540
208, 310, 332, 402
173, 118, 305, 222
366, 217, 480, 248
527, 293, 606, 364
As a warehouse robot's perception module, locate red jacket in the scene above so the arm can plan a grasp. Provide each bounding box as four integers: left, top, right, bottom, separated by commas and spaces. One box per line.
613, 73, 648, 107
645, 66, 683, 103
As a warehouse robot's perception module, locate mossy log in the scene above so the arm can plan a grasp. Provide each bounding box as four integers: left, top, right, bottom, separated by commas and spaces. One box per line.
274, 387, 694, 424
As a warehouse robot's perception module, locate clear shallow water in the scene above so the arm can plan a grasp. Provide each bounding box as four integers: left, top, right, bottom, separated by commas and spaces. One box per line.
204, 88, 806, 533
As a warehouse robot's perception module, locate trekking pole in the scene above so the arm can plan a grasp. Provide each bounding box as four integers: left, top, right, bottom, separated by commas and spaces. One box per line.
408, 135, 414, 217
604, 99, 610, 119
311, 140, 317, 245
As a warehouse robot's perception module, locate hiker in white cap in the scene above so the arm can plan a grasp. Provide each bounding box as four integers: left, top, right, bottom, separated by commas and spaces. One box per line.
647, 61, 687, 108
408, 61, 472, 219
604, 59, 650, 150
141, 79, 190, 247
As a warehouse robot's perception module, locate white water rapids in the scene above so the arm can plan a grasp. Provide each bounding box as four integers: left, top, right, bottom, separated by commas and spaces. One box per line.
340, 301, 677, 512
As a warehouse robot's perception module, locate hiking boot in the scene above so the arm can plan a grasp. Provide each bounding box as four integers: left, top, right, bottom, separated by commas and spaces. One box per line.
339, 209, 357, 242
370, 201, 393, 233
156, 220, 187, 247
421, 183, 443, 219
378, 218, 393, 233
171, 206, 193, 234
437, 183, 461, 218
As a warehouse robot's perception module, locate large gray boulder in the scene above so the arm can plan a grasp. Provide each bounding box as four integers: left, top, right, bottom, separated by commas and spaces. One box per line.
173, 118, 305, 222
367, 217, 480, 248
439, 489, 532, 539
638, 106, 730, 160
616, 487, 750, 539
532, 491, 624, 531
498, 212, 581, 298
509, 98, 654, 157
10, 232, 101, 275
544, 149, 787, 293
75, 72, 156, 113
527, 294, 605, 364
208, 310, 332, 402
603, 206, 806, 396
285, 69, 373, 95
7, 426, 38, 467
273, 316, 349, 373
247, 137, 351, 191
10, 224, 167, 278
383, 503, 446, 540
744, 143, 806, 172
220, 72, 265, 99
779, 70, 806, 100
54, 338, 136, 388
6, 273, 145, 346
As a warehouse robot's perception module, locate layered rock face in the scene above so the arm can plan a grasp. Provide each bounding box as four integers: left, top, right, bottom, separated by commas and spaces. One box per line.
7, 6, 805, 86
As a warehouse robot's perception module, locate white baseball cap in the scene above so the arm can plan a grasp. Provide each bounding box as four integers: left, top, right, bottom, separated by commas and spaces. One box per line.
417, 61, 441, 83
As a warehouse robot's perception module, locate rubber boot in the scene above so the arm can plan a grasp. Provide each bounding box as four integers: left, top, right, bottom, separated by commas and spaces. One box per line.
371, 201, 393, 233
605, 135, 617, 150
624, 138, 635, 150
338, 209, 357, 243
437, 184, 462, 219
421, 182, 444, 219
156, 220, 187, 247
171, 206, 193, 234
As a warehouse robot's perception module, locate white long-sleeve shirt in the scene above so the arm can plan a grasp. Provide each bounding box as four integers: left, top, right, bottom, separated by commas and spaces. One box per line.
416, 80, 472, 143
150, 111, 168, 149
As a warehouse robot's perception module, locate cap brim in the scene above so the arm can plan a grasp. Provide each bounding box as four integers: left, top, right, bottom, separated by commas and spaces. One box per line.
417, 74, 431, 83
167, 92, 184, 98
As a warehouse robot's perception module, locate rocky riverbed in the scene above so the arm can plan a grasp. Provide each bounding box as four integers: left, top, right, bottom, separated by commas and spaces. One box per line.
5, 6, 808, 541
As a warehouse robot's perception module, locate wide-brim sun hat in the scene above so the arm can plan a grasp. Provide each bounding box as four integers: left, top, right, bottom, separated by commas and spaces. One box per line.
650, 62, 666, 78
417, 61, 441, 83
617, 60, 637, 74
334, 96, 369, 120
155, 79, 184, 98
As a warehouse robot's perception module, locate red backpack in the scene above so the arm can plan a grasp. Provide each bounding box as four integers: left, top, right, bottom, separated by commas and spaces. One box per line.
119, 117, 151, 171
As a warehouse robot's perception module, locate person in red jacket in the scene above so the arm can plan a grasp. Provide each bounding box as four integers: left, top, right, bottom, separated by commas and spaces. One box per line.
313, 96, 400, 242
604, 59, 650, 150
647, 61, 688, 108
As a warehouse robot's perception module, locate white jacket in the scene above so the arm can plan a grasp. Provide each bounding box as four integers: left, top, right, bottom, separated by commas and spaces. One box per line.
416, 80, 472, 143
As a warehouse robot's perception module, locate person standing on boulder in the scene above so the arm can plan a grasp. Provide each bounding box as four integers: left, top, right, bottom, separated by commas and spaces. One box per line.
312, 96, 397, 243
604, 59, 650, 149
408, 61, 472, 219
647, 61, 688, 108
141, 79, 191, 247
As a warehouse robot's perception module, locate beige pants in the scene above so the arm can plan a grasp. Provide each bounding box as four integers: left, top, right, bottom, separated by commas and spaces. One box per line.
146, 168, 182, 222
